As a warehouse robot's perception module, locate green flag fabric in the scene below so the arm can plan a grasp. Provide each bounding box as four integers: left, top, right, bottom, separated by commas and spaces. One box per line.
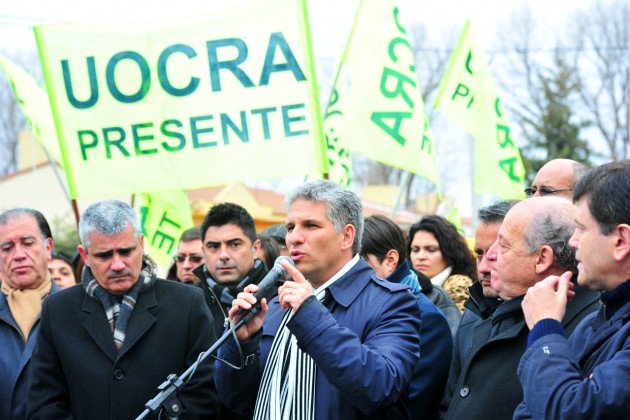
445, 205, 463, 235
324, 0, 440, 191
0, 54, 63, 164
138, 190, 194, 273
34, 0, 325, 199
434, 20, 525, 199
323, 87, 352, 187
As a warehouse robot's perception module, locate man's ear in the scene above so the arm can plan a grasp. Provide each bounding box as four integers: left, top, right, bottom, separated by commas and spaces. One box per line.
613, 224, 630, 262
45, 237, 54, 261
252, 238, 261, 254
78, 245, 89, 267
534, 245, 555, 274
340, 224, 356, 251
383, 249, 399, 277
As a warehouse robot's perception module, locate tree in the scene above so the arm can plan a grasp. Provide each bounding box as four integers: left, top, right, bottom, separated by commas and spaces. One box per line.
0, 49, 42, 176
495, 6, 593, 181
0, 64, 24, 176
571, 0, 630, 161
518, 51, 593, 178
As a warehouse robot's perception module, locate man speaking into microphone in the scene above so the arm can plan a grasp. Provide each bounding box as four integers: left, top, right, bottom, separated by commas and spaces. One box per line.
215, 180, 421, 419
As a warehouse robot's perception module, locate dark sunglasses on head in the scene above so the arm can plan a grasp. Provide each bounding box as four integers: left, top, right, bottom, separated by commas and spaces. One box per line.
175, 255, 204, 263
524, 186, 573, 197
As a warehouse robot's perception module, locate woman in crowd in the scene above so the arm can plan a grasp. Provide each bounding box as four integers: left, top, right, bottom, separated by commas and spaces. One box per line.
48, 252, 77, 288
407, 215, 477, 313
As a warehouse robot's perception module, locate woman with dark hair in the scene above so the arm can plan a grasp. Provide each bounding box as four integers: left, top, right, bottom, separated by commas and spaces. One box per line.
49, 252, 77, 289
256, 234, 280, 271
407, 215, 477, 313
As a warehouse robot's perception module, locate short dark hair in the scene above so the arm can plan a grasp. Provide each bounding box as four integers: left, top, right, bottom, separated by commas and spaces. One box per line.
180, 226, 201, 243
0, 208, 53, 240
257, 234, 280, 270
200, 202, 257, 244
407, 215, 477, 281
361, 214, 406, 263
477, 200, 519, 224
573, 159, 630, 235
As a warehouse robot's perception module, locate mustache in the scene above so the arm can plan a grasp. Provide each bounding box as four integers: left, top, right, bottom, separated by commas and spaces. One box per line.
107, 270, 132, 279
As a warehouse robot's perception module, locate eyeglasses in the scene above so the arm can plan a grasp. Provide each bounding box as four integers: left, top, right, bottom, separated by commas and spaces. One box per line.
524, 186, 574, 197
175, 255, 204, 264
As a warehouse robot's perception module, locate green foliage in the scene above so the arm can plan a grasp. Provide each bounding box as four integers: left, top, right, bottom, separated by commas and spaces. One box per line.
50, 213, 79, 259
519, 51, 593, 182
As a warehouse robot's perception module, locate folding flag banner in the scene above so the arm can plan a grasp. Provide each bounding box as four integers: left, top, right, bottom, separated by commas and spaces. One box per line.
434, 19, 525, 199
325, 0, 440, 192
138, 190, 194, 272
323, 87, 352, 187
445, 205, 463, 235
35, 0, 326, 199
0, 54, 63, 164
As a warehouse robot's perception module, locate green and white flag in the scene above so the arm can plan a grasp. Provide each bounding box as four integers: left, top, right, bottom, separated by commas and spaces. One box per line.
0, 54, 62, 164
35, 0, 326, 198
324, 0, 440, 191
138, 190, 193, 272
434, 19, 525, 199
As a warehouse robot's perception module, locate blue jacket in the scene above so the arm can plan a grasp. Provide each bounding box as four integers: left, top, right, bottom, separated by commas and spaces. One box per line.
0, 280, 61, 420
215, 258, 421, 419
389, 260, 452, 419
443, 283, 600, 420
515, 281, 630, 419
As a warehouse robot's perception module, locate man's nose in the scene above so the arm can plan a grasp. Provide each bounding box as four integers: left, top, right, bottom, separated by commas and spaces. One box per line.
12, 243, 28, 260
111, 255, 125, 271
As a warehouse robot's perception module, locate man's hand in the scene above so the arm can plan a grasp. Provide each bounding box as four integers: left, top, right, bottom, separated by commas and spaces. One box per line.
277, 259, 314, 311
229, 284, 268, 341
522, 271, 575, 330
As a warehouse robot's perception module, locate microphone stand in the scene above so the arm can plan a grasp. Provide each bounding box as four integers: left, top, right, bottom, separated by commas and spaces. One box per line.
135, 309, 259, 419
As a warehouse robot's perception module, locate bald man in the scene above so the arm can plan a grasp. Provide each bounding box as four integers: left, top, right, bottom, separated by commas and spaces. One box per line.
525, 159, 586, 198
443, 197, 600, 420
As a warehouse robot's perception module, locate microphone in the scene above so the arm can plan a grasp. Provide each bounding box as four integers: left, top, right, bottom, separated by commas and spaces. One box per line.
234, 256, 295, 323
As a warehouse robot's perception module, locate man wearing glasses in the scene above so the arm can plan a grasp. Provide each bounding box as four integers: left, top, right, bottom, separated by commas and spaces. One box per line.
173, 227, 205, 284
524, 159, 587, 198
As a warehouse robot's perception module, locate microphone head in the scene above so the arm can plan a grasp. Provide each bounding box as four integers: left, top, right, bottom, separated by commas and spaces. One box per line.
273, 255, 295, 275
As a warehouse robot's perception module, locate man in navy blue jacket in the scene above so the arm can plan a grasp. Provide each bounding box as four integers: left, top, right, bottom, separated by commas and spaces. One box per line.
215, 180, 421, 419
515, 160, 630, 419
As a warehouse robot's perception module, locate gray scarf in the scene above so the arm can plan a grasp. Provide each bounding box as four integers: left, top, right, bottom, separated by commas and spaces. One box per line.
82, 255, 157, 350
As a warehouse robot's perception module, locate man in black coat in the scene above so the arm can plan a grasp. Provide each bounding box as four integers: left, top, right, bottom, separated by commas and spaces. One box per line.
27, 200, 219, 419
193, 202, 272, 420
443, 196, 601, 420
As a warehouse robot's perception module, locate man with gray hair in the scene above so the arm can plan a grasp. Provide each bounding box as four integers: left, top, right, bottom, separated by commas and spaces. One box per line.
443, 196, 600, 420
0, 208, 61, 420
215, 180, 421, 418
27, 200, 218, 419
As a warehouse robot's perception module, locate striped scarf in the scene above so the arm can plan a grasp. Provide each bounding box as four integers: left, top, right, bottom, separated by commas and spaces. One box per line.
81, 255, 157, 350
253, 290, 326, 420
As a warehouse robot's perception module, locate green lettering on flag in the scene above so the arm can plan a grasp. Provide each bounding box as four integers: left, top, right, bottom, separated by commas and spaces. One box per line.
0, 54, 63, 164
433, 19, 525, 199
323, 87, 352, 187
323, 0, 440, 192
138, 190, 193, 273
34, 0, 325, 199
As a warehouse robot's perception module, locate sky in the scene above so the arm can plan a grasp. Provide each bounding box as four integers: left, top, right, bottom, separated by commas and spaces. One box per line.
0, 0, 597, 218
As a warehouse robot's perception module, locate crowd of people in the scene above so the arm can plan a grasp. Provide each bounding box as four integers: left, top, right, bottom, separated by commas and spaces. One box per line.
1, 158, 628, 419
